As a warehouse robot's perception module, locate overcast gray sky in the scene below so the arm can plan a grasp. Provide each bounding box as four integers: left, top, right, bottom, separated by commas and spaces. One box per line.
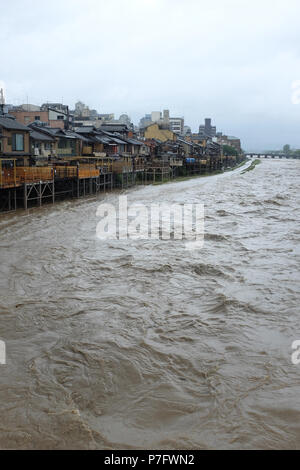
1, 0, 300, 151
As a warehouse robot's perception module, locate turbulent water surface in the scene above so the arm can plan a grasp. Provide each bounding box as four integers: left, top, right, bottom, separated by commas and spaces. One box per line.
0, 159, 299, 449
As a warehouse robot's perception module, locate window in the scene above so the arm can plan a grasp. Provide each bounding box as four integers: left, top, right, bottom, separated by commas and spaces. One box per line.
57, 115, 64, 120
34, 116, 40, 121
58, 139, 67, 149
12, 134, 24, 151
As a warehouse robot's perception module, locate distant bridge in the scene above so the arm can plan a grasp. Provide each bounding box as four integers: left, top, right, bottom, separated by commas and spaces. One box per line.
246, 153, 299, 159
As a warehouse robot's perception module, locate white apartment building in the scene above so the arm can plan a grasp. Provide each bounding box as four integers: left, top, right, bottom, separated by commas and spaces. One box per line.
169, 117, 184, 135
151, 111, 162, 122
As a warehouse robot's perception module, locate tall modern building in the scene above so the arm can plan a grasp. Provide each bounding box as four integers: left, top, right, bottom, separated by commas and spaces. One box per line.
151, 111, 162, 123
199, 118, 216, 138
139, 114, 152, 128
183, 125, 191, 136
118, 114, 132, 126
162, 109, 170, 123
169, 117, 184, 135
140, 109, 184, 134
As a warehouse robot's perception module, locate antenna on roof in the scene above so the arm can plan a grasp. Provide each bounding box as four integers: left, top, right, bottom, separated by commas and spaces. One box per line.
0, 88, 5, 105
0, 88, 5, 115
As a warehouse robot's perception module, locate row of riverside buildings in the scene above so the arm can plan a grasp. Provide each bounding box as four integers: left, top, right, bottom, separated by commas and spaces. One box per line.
0, 98, 244, 212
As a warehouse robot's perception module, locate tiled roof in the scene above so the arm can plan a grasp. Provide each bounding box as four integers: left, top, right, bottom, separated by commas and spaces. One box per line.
100, 124, 128, 132
30, 130, 56, 142
74, 126, 96, 133
0, 116, 30, 131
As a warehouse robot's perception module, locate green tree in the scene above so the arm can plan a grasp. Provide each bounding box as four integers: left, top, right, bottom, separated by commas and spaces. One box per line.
292, 149, 300, 159
222, 145, 238, 156
283, 144, 291, 154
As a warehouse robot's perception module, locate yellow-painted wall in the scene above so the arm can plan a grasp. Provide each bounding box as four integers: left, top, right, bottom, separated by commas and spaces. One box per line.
144, 124, 176, 142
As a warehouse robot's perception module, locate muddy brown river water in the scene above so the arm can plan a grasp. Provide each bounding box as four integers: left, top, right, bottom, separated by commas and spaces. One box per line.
0, 159, 299, 449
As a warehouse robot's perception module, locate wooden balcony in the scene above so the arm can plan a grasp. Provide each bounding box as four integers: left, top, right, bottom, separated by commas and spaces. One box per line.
134, 163, 145, 171
16, 167, 54, 183
82, 146, 93, 155
54, 166, 78, 179
78, 166, 100, 179
0, 169, 21, 188
112, 161, 133, 173
169, 158, 183, 166
146, 160, 170, 168
97, 162, 113, 173
56, 148, 75, 156
0, 166, 104, 186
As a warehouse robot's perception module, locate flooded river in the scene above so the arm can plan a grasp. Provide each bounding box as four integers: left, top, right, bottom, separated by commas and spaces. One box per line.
0, 159, 299, 449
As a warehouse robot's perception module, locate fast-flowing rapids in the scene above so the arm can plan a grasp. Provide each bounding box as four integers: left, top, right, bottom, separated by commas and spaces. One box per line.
0, 159, 299, 449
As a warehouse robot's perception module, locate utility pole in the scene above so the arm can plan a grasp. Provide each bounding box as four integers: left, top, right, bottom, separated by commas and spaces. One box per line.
0, 88, 5, 115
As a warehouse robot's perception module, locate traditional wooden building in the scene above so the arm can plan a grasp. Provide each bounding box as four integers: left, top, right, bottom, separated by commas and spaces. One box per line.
29, 126, 85, 159
29, 128, 57, 164
0, 115, 31, 165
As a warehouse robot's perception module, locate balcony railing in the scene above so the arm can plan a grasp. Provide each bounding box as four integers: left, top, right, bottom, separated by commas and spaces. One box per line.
112, 161, 133, 173
0, 169, 20, 188
82, 146, 93, 155
169, 158, 183, 166
54, 166, 78, 179
78, 167, 100, 179
56, 148, 76, 156
16, 167, 54, 183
